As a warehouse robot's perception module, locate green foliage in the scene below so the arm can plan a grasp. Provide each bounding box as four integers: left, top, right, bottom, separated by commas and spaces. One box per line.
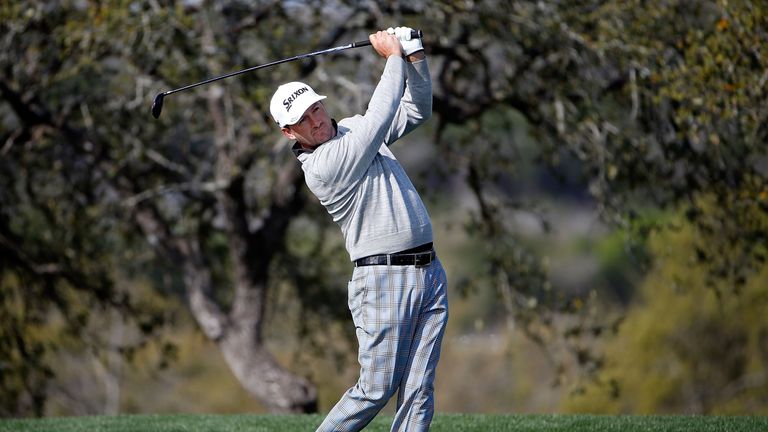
0, 275, 52, 417
564, 201, 768, 414
421, 0, 767, 399
2, 0, 766, 415
0, 0, 179, 398
0, 0, 340, 414
528, 0, 767, 211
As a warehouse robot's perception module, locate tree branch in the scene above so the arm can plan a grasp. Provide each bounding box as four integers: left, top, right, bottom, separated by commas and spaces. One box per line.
121, 180, 228, 208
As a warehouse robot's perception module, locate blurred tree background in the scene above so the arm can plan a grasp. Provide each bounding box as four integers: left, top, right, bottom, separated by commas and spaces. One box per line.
1, 0, 766, 418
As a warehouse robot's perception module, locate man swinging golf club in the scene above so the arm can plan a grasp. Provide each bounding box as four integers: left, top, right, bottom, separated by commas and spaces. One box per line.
270, 27, 448, 431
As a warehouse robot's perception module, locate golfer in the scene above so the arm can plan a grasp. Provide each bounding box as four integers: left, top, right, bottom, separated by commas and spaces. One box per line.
270, 27, 448, 431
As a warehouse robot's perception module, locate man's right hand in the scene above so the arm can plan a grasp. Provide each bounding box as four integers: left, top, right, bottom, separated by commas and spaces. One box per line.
369, 30, 403, 59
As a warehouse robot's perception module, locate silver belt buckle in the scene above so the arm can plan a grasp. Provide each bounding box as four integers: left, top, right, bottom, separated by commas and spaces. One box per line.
415, 251, 433, 268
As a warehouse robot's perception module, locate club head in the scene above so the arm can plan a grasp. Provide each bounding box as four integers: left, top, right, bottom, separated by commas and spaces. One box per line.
151, 93, 165, 118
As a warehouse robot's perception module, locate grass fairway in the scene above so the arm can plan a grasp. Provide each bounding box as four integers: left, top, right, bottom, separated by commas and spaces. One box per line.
1, 413, 766, 431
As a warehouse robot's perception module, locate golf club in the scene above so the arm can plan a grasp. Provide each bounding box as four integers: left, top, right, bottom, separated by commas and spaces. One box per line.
151, 29, 423, 118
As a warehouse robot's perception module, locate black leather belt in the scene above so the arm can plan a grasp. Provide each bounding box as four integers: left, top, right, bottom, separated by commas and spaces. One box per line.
354, 243, 435, 267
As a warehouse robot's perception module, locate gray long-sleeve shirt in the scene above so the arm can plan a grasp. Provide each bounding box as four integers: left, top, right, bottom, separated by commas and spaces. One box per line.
293, 56, 433, 261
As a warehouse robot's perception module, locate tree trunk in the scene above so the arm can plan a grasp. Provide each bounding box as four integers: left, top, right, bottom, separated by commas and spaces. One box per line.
156, 84, 317, 413
176, 229, 317, 412
128, 66, 318, 412
188, 255, 316, 412
217, 321, 317, 413
134, 162, 317, 412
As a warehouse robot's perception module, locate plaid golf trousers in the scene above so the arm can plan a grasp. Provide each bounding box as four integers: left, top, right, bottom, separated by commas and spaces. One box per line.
316, 257, 449, 432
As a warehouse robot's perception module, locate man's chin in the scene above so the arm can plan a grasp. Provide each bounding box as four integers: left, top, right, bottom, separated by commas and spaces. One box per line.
313, 131, 332, 143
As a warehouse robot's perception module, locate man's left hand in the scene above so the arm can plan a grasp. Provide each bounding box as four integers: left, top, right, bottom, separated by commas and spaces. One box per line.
387, 26, 424, 56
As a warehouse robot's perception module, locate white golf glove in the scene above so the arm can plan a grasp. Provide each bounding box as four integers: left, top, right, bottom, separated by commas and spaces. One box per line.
387, 26, 423, 56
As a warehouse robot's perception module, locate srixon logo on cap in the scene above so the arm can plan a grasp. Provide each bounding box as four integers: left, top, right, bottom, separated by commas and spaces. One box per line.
283, 87, 309, 112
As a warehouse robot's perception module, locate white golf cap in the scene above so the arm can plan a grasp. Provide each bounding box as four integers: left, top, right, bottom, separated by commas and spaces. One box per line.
269, 81, 326, 127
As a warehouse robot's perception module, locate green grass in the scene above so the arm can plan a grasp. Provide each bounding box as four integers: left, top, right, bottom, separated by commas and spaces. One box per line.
1, 413, 766, 431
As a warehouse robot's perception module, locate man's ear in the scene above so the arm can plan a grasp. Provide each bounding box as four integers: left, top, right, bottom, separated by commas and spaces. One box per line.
281, 127, 296, 140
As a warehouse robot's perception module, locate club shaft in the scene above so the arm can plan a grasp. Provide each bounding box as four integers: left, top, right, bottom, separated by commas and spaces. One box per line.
152, 29, 422, 118
163, 40, 371, 97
